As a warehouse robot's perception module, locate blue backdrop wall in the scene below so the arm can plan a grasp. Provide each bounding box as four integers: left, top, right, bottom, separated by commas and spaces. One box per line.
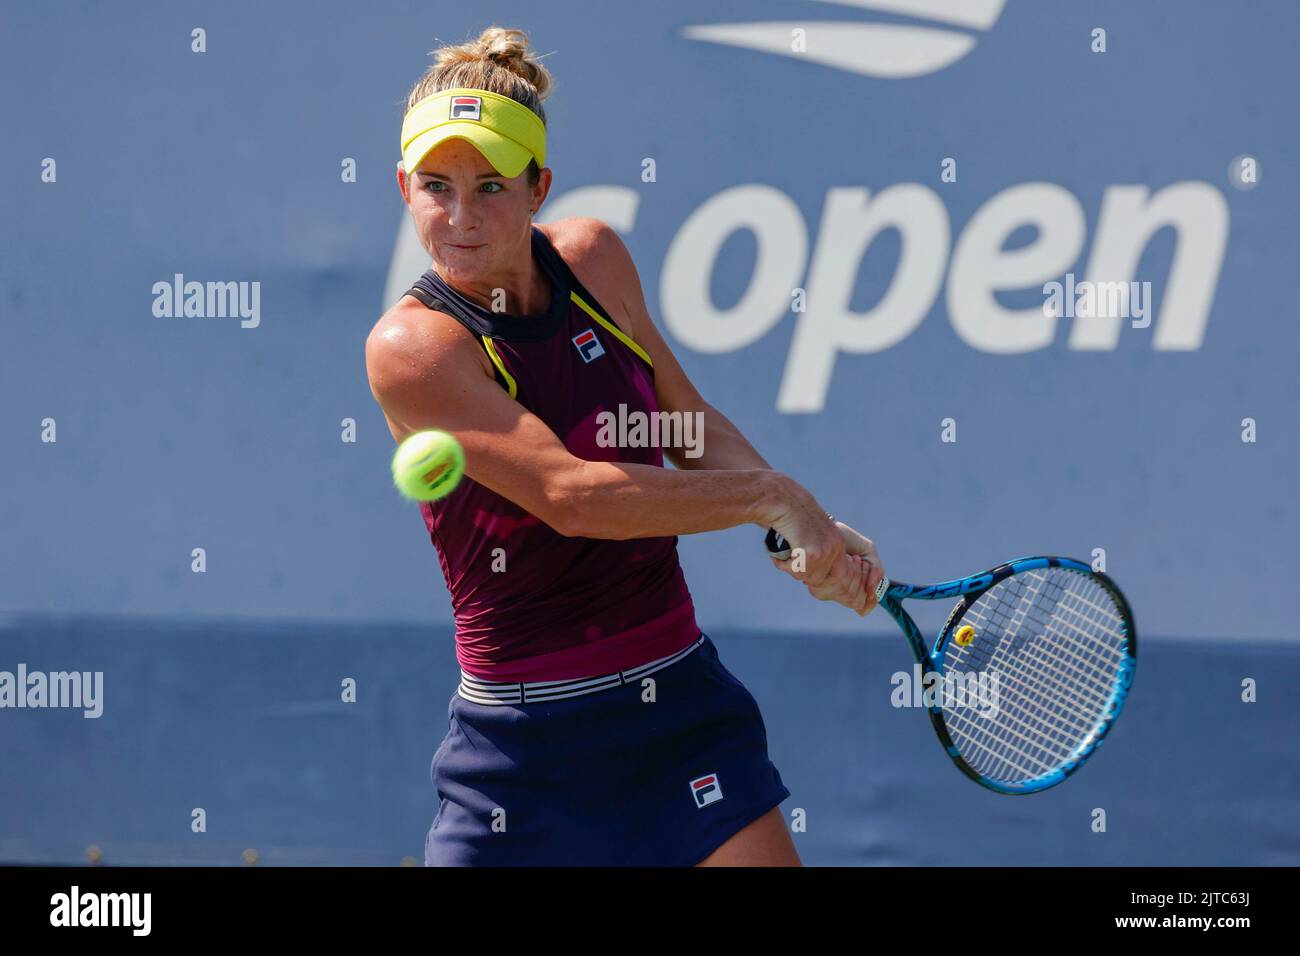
1, 1, 1296, 865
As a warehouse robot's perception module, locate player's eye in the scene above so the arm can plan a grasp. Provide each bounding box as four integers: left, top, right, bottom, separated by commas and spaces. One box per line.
422, 181, 503, 193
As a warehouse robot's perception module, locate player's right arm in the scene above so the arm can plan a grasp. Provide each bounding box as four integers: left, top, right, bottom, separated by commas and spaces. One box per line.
364, 308, 808, 543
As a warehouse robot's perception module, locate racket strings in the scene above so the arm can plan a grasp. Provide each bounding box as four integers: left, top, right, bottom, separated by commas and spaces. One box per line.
943, 625, 1110, 776
947, 578, 1121, 773
945, 573, 1124, 780
938, 567, 1128, 785
948, 575, 1109, 732
970, 596, 1118, 727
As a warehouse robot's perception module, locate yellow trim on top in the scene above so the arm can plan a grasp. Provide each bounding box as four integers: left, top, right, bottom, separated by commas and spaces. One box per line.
569, 290, 654, 370
481, 336, 518, 399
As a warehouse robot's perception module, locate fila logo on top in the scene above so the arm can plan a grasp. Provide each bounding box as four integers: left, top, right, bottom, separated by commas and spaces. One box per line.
450, 95, 482, 120
690, 772, 724, 808
683, 0, 1007, 79
572, 328, 606, 363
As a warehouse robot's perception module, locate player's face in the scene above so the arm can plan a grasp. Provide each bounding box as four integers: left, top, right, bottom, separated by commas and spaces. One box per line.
402, 138, 547, 279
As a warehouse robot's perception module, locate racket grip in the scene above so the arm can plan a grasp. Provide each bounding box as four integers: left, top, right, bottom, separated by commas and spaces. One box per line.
764, 528, 792, 559
764, 512, 835, 561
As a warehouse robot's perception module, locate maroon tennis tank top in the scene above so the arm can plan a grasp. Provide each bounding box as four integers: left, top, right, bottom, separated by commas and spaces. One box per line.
402, 225, 700, 682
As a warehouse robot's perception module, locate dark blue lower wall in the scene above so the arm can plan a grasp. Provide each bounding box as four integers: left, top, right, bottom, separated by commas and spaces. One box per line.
1, 615, 1295, 866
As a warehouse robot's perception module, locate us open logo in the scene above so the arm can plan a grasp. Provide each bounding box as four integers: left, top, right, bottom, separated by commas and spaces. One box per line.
449, 95, 482, 121
690, 772, 724, 808
572, 328, 606, 363
683, 0, 1008, 79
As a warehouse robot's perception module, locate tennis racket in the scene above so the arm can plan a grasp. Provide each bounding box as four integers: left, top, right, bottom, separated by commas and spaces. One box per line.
764, 529, 1136, 794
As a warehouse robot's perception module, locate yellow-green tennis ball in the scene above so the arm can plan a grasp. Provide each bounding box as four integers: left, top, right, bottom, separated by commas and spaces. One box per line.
391, 429, 464, 502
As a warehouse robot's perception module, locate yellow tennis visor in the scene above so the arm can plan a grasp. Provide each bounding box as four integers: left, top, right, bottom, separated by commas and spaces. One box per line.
401, 87, 546, 180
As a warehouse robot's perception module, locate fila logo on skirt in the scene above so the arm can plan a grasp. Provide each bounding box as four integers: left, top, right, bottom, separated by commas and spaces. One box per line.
690, 772, 724, 808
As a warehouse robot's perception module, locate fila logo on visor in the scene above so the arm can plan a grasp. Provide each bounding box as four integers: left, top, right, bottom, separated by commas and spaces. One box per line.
450, 96, 482, 121
572, 328, 606, 363
690, 773, 724, 808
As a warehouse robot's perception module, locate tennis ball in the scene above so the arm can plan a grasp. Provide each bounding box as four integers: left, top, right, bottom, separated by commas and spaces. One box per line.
391, 429, 464, 502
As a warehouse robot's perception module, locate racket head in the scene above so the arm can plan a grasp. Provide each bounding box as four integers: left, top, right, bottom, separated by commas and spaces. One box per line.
893, 557, 1137, 795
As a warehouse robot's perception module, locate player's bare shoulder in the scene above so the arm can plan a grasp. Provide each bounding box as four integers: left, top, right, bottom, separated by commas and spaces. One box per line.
539, 217, 642, 338
365, 292, 494, 389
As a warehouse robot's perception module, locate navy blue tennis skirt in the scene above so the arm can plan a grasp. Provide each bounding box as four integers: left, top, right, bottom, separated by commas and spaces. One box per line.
425, 632, 791, 866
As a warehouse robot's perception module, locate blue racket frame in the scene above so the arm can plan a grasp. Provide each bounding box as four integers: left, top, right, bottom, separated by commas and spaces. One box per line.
877, 555, 1137, 794
765, 532, 1137, 794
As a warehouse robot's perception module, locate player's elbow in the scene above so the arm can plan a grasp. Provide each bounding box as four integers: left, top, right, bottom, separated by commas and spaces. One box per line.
544, 461, 611, 540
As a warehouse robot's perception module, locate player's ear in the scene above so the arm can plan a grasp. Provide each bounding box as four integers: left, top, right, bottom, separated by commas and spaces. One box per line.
396, 160, 409, 202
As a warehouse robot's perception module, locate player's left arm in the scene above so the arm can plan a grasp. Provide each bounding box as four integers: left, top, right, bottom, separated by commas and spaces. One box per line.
578, 220, 772, 473
572, 218, 883, 585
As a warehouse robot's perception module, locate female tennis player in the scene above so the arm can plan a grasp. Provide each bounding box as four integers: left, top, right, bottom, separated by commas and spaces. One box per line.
366, 26, 885, 867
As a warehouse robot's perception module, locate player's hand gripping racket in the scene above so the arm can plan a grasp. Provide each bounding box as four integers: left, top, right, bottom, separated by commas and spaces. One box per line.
765, 529, 1136, 794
